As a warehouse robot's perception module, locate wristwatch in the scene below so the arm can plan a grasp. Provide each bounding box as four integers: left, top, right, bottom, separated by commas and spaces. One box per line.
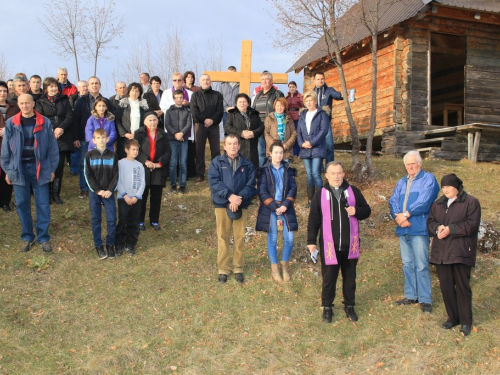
403, 212, 408, 218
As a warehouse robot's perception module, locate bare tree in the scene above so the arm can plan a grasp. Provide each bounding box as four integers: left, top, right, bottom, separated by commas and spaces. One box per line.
83, 0, 124, 76
0, 53, 10, 81
38, 0, 86, 81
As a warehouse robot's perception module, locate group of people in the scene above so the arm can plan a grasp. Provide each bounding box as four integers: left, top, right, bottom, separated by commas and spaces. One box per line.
1, 68, 481, 334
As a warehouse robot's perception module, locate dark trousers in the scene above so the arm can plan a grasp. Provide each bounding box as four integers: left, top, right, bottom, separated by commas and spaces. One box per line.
187, 140, 197, 178
320, 250, 358, 307
194, 123, 220, 178
436, 263, 473, 325
0, 167, 13, 206
55, 150, 69, 178
140, 185, 163, 224
116, 138, 127, 160
89, 191, 116, 248
116, 199, 141, 246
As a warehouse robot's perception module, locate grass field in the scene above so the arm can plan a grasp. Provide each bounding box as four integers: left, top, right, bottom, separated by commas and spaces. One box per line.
0, 152, 499, 374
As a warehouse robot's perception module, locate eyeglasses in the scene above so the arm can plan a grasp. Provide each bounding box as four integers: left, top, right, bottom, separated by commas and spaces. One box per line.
173, 79, 183, 82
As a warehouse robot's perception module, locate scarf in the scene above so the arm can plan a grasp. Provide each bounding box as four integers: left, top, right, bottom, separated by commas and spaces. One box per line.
320, 186, 360, 265
274, 112, 285, 142
240, 110, 251, 130
47, 93, 60, 109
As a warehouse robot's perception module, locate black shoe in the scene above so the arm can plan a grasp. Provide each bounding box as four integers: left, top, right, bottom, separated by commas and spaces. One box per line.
170, 186, 177, 193
125, 245, 135, 255
344, 305, 359, 322
218, 274, 227, 283
179, 187, 186, 194
395, 298, 419, 305
52, 195, 64, 205
115, 244, 124, 256
96, 246, 107, 259
41, 241, 52, 253
322, 306, 333, 323
442, 320, 459, 329
151, 223, 161, 231
2, 204, 11, 212
235, 273, 244, 283
460, 325, 472, 336
420, 303, 432, 313
195, 176, 204, 183
20, 239, 35, 253
106, 245, 115, 259
139, 223, 146, 231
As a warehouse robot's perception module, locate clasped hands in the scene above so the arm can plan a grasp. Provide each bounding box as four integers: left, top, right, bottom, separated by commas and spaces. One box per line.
395, 212, 411, 228
98, 190, 112, 199
228, 194, 242, 212
436, 225, 450, 239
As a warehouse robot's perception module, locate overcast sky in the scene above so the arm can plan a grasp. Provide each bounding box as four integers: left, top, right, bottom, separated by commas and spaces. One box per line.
1, 0, 306, 95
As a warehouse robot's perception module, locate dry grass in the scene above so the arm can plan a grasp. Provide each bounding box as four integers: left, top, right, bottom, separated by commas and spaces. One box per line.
0, 153, 499, 374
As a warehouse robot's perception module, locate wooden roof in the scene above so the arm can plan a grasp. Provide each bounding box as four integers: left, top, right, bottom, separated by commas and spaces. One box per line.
287, 0, 500, 73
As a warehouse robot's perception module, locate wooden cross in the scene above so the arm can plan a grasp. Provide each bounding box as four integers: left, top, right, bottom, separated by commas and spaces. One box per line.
203, 40, 288, 95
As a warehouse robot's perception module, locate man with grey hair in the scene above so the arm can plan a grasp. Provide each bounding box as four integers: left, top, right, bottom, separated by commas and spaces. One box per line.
389, 150, 440, 313
252, 71, 284, 166
57, 67, 77, 98
109, 81, 127, 110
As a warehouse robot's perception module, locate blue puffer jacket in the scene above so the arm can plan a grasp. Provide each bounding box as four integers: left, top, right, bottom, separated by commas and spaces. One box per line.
1, 111, 59, 186
389, 169, 440, 236
296, 108, 329, 159
208, 153, 257, 209
255, 159, 298, 233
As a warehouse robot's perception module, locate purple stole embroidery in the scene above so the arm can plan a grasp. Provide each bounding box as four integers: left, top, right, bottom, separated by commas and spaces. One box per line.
321, 186, 360, 265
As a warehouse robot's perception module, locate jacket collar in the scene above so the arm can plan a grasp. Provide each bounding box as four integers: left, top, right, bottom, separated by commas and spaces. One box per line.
12, 110, 45, 128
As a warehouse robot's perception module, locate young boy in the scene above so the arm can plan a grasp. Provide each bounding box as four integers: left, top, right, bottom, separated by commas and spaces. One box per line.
164, 89, 192, 193
116, 139, 145, 255
84, 128, 119, 259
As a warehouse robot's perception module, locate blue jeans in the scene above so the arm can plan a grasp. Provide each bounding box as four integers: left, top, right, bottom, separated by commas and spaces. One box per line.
70, 148, 80, 174
267, 212, 294, 264
169, 140, 188, 187
325, 124, 335, 164
399, 234, 432, 304
258, 135, 267, 167
79, 140, 89, 191
302, 157, 323, 187
89, 191, 116, 247
13, 162, 51, 243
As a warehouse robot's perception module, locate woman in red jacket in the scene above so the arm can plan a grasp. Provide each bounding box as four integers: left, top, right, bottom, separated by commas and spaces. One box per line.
285, 81, 303, 162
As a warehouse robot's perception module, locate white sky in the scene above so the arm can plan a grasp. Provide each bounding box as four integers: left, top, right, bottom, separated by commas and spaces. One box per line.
1, 0, 306, 95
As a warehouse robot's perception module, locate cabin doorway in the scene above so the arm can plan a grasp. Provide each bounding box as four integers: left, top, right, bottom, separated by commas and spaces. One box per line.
430, 33, 466, 126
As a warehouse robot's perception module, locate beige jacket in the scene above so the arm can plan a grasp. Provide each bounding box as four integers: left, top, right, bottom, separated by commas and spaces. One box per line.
264, 112, 297, 160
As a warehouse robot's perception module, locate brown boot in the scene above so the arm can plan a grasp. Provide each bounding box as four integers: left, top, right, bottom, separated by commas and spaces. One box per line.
271, 263, 283, 284
281, 261, 291, 282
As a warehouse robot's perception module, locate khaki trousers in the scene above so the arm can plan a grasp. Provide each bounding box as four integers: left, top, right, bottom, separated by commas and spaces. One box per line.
215, 208, 247, 275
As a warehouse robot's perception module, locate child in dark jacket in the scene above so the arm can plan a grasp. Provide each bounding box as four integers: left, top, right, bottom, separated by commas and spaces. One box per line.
164, 89, 192, 193
84, 128, 119, 259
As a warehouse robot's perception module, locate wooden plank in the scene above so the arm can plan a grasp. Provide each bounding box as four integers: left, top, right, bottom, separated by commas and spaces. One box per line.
471, 131, 481, 163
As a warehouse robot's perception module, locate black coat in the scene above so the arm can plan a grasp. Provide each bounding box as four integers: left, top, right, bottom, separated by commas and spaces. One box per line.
115, 98, 149, 137
73, 93, 114, 141
35, 95, 74, 152
143, 90, 163, 112
427, 188, 481, 267
164, 104, 192, 141
308, 181, 371, 252
224, 107, 263, 168
190, 87, 224, 125
134, 127, 171, 187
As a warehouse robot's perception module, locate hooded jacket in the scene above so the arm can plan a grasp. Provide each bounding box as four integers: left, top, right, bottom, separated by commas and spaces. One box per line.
85, 110, 117, 151
427, 188, 481, 267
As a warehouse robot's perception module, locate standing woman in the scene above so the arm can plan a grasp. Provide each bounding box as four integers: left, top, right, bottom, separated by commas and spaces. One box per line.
183, 71, 200, 93
285, 81, 303, 161
115, 82, 149, 159
35, 77, 74, 204
296, 91, 329, 207
264, 97, 297, 162
256, 141, 298, 283
427, 174, 481, 336
224, 93, 263, 169
0, 81, 18, 211
85, 98, 117, 152
134, 112, 171, 231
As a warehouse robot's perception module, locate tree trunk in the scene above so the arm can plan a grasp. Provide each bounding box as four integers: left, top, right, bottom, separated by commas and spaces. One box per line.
73, 50, 80, 82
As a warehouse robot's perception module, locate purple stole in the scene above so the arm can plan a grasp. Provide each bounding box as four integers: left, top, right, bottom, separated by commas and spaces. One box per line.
320, 186, 360, 265
172, 87, 190, 102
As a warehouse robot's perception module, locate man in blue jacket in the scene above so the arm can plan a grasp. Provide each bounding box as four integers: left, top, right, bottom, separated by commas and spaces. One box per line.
1, 94, 59, 253
389, 150, 440, 313
208, 134, 257, 284
313, 72, 343, 166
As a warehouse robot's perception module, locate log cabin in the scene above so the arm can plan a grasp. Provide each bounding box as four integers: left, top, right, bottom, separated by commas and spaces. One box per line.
288, 0, 500, 161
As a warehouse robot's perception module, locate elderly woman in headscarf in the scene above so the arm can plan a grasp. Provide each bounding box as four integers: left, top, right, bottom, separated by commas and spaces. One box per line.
427, 174, 481, 337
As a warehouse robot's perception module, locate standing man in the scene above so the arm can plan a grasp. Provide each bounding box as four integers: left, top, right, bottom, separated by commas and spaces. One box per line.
389, 150, 440, 313
252, 72, 284, 166
208, 134, 256, 283
190, 74, 224, 183
159, 72, 192, 117
139, 72, 151, 94
73, 76, 114, 198
28, 75, 43, 102
307, 162, 371, 323
219, 66, 239, 125
8, 76, 29, 107
57, 67, 77, 98
1, 94, 59, 252
109, 81, 127, 110
313, 72, 343, 166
